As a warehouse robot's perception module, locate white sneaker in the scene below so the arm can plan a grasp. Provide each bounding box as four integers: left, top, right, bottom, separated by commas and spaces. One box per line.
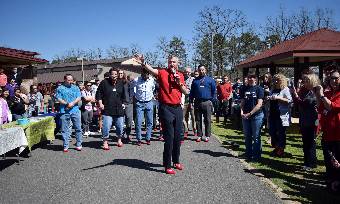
302, 166, 312, 171
83, 132, 89, 138
75, 146, 82, 151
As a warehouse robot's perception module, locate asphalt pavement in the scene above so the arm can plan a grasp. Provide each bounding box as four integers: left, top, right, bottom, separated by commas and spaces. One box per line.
0, 129, 282, 204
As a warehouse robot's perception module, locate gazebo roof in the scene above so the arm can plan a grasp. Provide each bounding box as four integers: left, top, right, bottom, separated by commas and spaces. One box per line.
237, 28, 340, 69
0, 47, 48, 65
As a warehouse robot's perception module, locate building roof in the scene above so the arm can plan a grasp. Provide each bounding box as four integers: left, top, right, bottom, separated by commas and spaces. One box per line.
37, 69, 98, 83
0, 47, 48, 65
237, 28, 340, 69
37, 57, 131, 69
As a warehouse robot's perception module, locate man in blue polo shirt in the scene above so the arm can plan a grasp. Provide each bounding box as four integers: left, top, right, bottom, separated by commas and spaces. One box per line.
189, 64, 216, 143
56, 74, 82, 152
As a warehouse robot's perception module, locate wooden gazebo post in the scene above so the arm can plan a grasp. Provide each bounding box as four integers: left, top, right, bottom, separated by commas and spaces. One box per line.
243, 67, 249, 80
294, 57, 301, 86
269, 63, 276, 76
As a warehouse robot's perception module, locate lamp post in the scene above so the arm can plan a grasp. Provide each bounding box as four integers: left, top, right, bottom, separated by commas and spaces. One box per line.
211, 32, 214, 77
77, 57, 84, 84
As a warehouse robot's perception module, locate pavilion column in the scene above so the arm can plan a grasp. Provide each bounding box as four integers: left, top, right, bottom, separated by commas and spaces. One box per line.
303, 57, 310, 71
294, 57, 301, 86
243, 67, 249, 79
319, 62, 324, 81
269, 64, 276, 76
255, 67, 260, 79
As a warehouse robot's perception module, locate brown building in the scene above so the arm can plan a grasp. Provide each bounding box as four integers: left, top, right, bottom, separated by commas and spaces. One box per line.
36, 57, 144, 83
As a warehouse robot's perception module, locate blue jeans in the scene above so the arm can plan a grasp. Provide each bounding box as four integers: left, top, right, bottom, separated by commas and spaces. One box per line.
242, 112, 264, 160
135, 101, 154, 141
60, 112, 82, 149
102, 115, 124, 140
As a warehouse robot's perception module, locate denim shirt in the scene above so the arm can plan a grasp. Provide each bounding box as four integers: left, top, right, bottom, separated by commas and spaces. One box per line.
56, 84, 81, 114
132, 77, 155, 102
268, 87, 292, 126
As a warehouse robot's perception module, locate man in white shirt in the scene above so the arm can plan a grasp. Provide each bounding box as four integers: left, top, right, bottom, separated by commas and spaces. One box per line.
132, 68, 155, 146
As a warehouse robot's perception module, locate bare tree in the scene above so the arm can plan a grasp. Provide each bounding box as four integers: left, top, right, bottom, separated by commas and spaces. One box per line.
194, 5, 248, 75
293, 7, 314, 36
144, 51, 163, 67
156, 36, 188, 68
314, 8, 336, 29
263, 6, 337, 47
194, 6, 247, 39
264, 6, 295, 43
129, 43, 142, 56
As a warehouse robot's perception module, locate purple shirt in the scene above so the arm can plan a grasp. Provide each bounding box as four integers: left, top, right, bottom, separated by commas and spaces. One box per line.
5, 83, 18, 97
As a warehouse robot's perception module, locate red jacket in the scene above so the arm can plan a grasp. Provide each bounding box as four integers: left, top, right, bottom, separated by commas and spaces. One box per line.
217, 82, 232, 101
319, 90, 340, 141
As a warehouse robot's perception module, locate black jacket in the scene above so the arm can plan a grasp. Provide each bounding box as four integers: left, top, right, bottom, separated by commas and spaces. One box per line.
96, 78, 125, 116
9, 96, 26, 115
123, 81, 134, 105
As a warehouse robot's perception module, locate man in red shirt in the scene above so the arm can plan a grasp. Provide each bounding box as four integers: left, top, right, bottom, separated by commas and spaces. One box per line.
134, 54, 189, 175
216, 75, 232, 124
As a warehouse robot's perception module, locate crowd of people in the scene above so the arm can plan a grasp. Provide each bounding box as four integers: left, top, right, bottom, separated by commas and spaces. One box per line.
238, 64, 340, 193
0, 58, 339, 188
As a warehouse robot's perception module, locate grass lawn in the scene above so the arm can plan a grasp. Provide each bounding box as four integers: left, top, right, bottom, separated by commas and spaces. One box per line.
212, 118, 340, 203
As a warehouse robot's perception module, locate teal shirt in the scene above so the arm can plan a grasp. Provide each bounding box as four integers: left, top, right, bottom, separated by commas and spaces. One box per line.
56, 84, 81, 114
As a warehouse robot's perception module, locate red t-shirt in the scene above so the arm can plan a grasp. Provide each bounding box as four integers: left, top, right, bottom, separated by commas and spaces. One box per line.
158, 69, 185, 105
217, 82, 232, 100
319, 90, 340, 141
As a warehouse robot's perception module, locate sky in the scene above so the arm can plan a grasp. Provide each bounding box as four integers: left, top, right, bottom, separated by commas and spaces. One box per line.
1, 0, 339, 62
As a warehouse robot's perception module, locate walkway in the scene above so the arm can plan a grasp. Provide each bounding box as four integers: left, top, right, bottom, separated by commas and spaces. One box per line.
0, 130, 281, 203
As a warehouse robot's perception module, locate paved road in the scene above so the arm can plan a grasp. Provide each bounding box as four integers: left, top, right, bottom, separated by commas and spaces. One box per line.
0, 129, 282, 204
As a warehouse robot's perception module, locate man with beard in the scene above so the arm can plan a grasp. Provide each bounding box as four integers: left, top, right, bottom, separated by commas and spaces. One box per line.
189, 65, 216, 143
134, 55, 189, 175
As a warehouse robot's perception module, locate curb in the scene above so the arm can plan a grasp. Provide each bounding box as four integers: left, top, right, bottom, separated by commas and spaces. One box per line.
212, 133, 300, 204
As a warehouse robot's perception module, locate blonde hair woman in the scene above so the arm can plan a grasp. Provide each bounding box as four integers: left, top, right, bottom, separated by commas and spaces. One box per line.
268, 73, 292, 157
291, 73, 320, 170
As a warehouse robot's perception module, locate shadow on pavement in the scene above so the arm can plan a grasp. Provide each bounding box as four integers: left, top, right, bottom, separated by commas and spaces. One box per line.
0, 159, 19, 171
243, 167, 340, 203
82, 140, 103, 149
192, 149, 236, 158
82, 159, 164, 173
